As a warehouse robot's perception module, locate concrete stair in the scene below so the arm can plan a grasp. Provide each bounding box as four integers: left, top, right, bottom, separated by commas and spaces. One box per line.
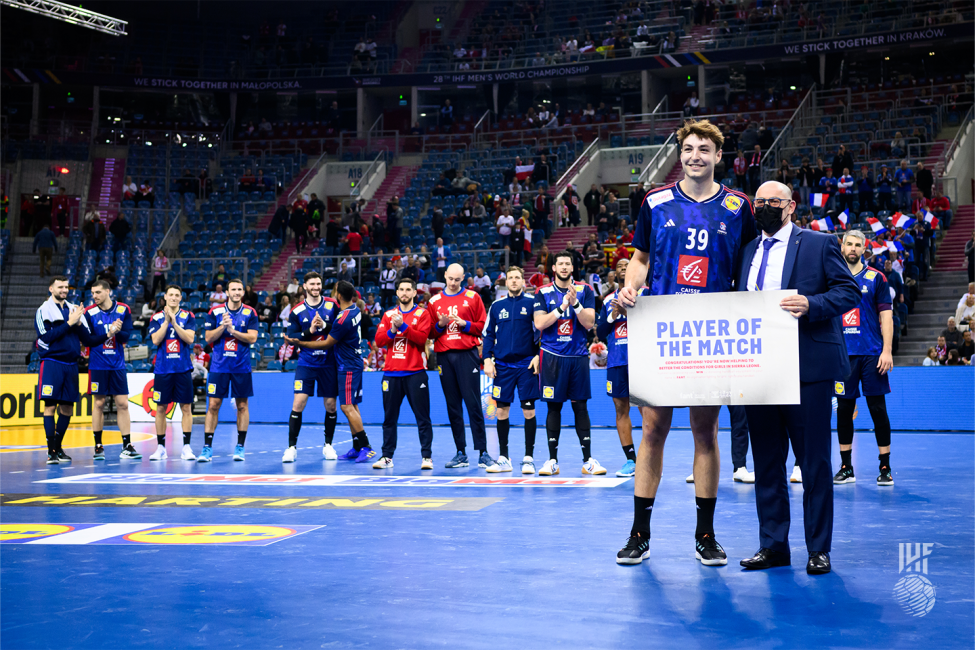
893, 269, 969, 366
529, 225, 597, 270
676, 25, 712, 54
933, 205, 973, 272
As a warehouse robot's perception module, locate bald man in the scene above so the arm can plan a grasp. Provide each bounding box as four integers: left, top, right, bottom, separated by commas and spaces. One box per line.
737, 180, 859, 575
429, 263, 495, 469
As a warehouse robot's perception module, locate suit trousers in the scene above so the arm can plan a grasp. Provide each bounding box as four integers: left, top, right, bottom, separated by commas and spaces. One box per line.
745, 380, 834, 555
728, 404, 750, 470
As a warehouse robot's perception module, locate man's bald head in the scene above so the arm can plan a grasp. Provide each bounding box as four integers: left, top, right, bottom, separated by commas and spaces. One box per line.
753, 181, 795, 235
756, 181, 793, 200
444, 263, 465, 293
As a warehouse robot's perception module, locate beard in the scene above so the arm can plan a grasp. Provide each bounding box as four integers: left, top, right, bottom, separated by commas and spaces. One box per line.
398, 295, 412, 305
555, 269, 572, 282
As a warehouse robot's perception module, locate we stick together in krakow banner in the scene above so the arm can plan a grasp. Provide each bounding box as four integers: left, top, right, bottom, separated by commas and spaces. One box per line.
628, 290, 800, 407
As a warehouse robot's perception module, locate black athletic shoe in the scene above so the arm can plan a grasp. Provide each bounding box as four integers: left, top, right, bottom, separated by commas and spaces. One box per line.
877, 465, 894, 486
695, 533, 728, 566
46, 451, 60, 465
56, 450, 72, 462
616, 533, 650, 565
93, 445, 105, 460
833, 465, 856, 484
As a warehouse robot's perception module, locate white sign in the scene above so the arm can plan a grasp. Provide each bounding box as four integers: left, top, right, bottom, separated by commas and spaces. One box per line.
628, 290, 800, 406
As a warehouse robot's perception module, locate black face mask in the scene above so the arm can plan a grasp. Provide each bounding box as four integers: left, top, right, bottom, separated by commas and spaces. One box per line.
755, 204, 787, 236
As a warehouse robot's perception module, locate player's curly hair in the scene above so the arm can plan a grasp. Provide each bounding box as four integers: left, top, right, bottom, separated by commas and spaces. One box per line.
676, 119, 724, 150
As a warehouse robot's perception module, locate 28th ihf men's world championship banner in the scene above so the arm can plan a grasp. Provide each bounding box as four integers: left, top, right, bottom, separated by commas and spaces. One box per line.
628, 290, 800, 407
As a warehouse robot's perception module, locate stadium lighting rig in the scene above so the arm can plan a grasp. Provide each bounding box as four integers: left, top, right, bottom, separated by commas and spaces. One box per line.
0, 0, 127, 36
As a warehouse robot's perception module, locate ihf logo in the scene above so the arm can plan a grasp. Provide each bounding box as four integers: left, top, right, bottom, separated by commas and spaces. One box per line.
893, 543, 936, 617
480, 373, 497, 421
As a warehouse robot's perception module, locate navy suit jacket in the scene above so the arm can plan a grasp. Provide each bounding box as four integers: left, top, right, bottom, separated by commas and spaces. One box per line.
737, 224, 860, 383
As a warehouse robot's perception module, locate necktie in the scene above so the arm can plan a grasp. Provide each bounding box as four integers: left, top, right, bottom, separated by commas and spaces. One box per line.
756, 238, 777, 290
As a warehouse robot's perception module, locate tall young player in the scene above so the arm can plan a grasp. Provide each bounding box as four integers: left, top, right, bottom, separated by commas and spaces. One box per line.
284, 281, 375, 463
84, 279, 136, 459
833, 230, 895, 486
371, 278, 434, 469
595, 258, 648, 478
35, 276, 112, 464
533, 251, 605, 476
616, 119, 757, 567
482, 266, 540, 473
148, 285, 197, 461
284, 272, 345, 463
203, 278, 259, 462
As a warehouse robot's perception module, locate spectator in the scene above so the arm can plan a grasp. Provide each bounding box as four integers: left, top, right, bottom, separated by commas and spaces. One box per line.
134, 298, 155, 336
930, 188, 953, 230
531, 155, 552, 187
210, 283, 228, 308
138, 179, 155, 207
291, 203, 308, 252
935, 336, 948, 363
733, 150, 748, 192
565, 241, 584, 281
818, 168, 838, 211
258, 295, 278, 324
278, 295, 292, 324
562, 184, 581, 226
599, 270, 619, 302
51, 187, 69, 237
890, 131, 906, 157
472, 267, 492, 303
605, 192, 621, 223
794, 158, 815, 205
922, 347, 940, 366
497, 211, 514, 248
630, 182, 647, 221
439, 99, 454, 132
431, 205, 445, 239
837, 168, 855, 215
739, 122, 759, 150
831, 145, 854, 178
856, 165, 874, 213
346, 227, 363, 254
32, 223, 57, 277
683, 91, 700, 117
876, 164, 894, 212
337, 261, 353, 284
596, 204, 611, 236
957, 295, 975, 328
747, 145, 762, 195
958, 330, 974, 362
945, 349, 968, 366
967, 231, 975, 284
242, 284, 259, 308
942, 317, 963, 351
757, 125, 774, 151
82, 212, 106, 251
775, 162, 792, 186
661, 31, 679, 52
916, 161, 933, 199
151, 248, 170, 296
894, 160, 914, 210
270, 204, 291, 241
122, 175, 138, 201
211, 264, 229, 290
434, 237, 452, 282
584, 184, 604, 226
511, 223, 526, 266
386, 197, 403, 248
582, 103, 595, 118
108, 211, 131, 252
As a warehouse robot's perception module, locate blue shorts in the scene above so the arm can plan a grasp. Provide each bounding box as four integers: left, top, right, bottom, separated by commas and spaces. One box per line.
293, 364, 338, 398
539, 351, 590, 402
154, 371, 193, 405
37, 360, 79, 404
606, 366, 629, 399
207, 372, 254, 399
338, 371, 363, 405
834, 355, 891, 399
491, 364, 540, 404
88, 368, 128, 396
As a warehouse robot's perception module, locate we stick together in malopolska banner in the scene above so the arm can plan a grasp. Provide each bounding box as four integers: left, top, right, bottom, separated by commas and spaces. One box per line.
628, 290, 800, 407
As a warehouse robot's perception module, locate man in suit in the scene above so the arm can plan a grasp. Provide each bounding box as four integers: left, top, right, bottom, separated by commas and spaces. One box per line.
738, 181, 859, 575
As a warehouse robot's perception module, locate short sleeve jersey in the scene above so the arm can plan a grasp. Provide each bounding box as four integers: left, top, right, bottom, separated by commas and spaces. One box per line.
329, 305, 363, 373
85, 301, 132, 371
603, 289, 650, 368
533, 282, 596, 357
148, 309, 196, 374
205, 304, 259, 373
288, 298, 338, 368
633, 183, 757, 296
841, 267, 891, 356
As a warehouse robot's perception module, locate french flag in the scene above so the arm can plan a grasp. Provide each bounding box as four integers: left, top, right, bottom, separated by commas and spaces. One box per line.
924, 210, 939, 229
836, 210, 849, 229
866, 217, 887, 235
810, 193, 828, 208
515, 164, 535, 181
809, 217, 834, 232
886, 240, 904, 254
870, 240, 888, 253
891, 212, 915, 229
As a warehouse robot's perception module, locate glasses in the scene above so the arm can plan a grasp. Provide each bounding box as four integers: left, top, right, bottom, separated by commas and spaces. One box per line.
753, 198, 793, 208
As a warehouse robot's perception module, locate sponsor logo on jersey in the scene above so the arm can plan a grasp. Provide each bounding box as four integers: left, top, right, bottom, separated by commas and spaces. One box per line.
615, 321, 628, 340
116, 305, 126, 314
543, 386, 555, 399
677, 255, 709, 287
723, 194, 743, 214
224, 339, 238, 352
492, 385, 501, 398
557, 319, 573, 336
664, 219, 676, 227
41, 385, 53, 397
166, 339, 180, 354
294, 380, 303, 392
91, 382, 99, 392
843, 309, 860, 327
500, 309, 509, 319
834, 381, 845, 395
207, 384, 216, 394
382, 381, 389, 392
606, 381, 613, 393
103, 337, 116, 350
865, 270, 877, 280
718, 221, 728, 234
647, 189, 674, 208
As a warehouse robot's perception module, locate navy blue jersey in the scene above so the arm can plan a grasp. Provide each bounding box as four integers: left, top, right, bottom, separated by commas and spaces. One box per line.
841, 267, 891, 356
329, 305, 363, 372
288, 298, 338, 369
84, 301, 133, 371
633, 183, 757, 296
482, 293, 538, 368
34, 298, 107, 364
148, 309, 196, 374
596, 288, 650, 368
205, 304, 259, 373
533, 282, 596, 357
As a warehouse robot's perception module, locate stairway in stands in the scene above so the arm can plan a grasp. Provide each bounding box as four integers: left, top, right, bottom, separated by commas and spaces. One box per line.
371, 164, 418, 220
892, 204, 974, 366
87, 157, 125, 224
676, 25, 712, 54
0, 238, 67, 372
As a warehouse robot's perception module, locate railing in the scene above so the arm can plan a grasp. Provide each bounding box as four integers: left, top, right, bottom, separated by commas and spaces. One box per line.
367, 114, 384, 137
940, 105, 974, 207
149, 209, 184, 279
352, 150, 387, 199
287, 149, 329, 205
638, 132, 677, 185
760, 85, 817, 182
472, 110, 492, 146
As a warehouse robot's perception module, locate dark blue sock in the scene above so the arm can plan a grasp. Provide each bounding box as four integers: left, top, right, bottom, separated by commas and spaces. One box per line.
44, 415, 56, 452
55, 412, 71, 450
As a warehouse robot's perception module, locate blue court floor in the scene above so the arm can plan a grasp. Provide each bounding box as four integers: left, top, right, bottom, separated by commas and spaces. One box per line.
1, 423, 972, 649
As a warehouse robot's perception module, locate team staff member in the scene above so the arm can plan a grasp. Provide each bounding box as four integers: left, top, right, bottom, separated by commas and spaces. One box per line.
371, 278, 435, 469
84, 280, 137, 459
148, 285, 197, 461
617, 119, 757, 568
284, 272, 342, 463
595, 258, 647, 478
203, 279, 259, 462
430, 263, 496, 470
482, 267, 540, 474
833, 230, 895, 486
34, 276, 112, 464
285, 281, 375, 464
533, 251, 605, 477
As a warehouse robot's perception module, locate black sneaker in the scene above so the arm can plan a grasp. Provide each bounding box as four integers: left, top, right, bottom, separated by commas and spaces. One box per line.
877, 465, 894, 486
695, 533, 728, 566
46, 451, 60, 465
833, 465, 856, 484
93, 445, 105, 460
56, 450, 72, 462
119, 444, 142, 459
616, 533, 650, 565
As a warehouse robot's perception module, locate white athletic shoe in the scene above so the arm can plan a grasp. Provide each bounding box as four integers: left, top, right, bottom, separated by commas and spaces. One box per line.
686, 473, 695, 483
149, 445, 168, 461
538, 459, 560, 476
582, 457, 607, 475
733, 467, 756, 483
372, 456, 394, 469
487, 455, 513, 473
790, 465, 802, 483
180, 444, 196, 461
282, 446, 298, 463
322, 443, 338, 460
420, 458, 433, 470
521, 456, 536, 474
